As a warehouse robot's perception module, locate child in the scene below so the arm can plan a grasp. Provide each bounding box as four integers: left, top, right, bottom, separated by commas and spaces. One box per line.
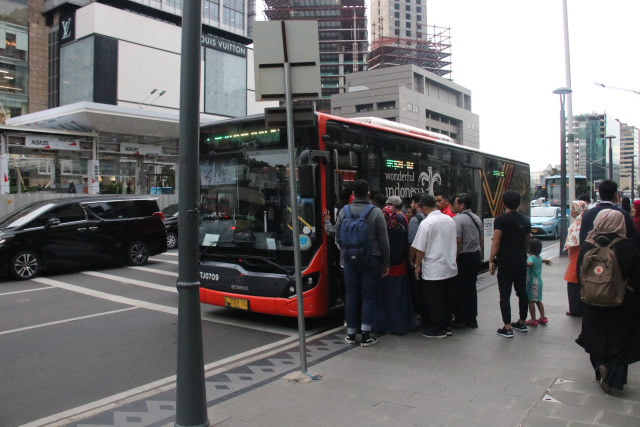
526, 238, 551, 326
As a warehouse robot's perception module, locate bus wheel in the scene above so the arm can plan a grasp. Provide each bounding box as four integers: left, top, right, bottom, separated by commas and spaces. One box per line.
10, 249, 42, 280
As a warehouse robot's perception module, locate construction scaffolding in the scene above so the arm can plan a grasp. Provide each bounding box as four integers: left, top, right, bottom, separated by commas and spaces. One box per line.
368, 25, 452, 76
263, 0, 368, 110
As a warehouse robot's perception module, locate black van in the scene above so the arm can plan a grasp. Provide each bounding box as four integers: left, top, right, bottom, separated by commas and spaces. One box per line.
0, 196, 167, 280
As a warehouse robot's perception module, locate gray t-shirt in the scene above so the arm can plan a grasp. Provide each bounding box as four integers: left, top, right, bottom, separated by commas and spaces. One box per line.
453, 209, 482, 254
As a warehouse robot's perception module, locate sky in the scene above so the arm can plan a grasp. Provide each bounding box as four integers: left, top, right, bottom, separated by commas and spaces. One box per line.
256, 1, 640, 172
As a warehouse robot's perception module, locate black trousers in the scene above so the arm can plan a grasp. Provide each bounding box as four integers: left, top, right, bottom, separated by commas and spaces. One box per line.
567, 281, 584, 316
497, 262, 528, 324
454, 251, 481, 324
421, 277, 456, 333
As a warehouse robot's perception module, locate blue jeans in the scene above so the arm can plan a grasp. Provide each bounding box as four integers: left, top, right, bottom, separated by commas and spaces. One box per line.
344, 256, 381, 334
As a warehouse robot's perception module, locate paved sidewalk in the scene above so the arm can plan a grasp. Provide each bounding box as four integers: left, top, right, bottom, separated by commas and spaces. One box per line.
62, 249, 640, 427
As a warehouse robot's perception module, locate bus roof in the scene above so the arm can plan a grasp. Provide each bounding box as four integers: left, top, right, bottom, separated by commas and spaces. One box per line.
200, 112, 529, 168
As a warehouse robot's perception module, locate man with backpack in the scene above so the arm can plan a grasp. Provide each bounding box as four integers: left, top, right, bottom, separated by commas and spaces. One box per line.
335, 179, 390, 347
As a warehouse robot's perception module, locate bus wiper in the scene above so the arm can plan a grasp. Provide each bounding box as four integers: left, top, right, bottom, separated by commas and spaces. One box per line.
241, 255, 292, 275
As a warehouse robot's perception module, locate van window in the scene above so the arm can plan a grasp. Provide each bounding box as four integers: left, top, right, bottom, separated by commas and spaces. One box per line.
85, 200, 159, 219
29, 203, 86, 227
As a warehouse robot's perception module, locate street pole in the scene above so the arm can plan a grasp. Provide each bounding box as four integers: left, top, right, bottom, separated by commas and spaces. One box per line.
561, 0, 576, 207
175, 1, 208, 427
554, 87, 572, 257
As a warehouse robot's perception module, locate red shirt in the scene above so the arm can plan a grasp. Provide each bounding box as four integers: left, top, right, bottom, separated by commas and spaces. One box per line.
441, 204, 455, 217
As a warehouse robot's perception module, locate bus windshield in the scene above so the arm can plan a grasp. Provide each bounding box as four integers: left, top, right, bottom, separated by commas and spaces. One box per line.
199, 148, 317, 256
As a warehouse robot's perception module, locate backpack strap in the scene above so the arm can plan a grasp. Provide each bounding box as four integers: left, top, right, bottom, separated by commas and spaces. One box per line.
343, 204, 353, 219
360, 204, 375, 219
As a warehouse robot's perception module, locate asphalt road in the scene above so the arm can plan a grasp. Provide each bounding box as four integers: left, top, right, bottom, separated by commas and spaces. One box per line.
0, 250, 341, 427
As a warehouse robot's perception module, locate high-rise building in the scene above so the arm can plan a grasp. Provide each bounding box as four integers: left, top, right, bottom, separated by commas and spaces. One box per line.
263, 0, 368, 112
620, 122, 639, 193
574, 113, 620, 189
368, 0, 451, 75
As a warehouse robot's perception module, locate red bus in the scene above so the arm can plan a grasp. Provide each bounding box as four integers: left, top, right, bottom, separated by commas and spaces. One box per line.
197, 113, 530, 317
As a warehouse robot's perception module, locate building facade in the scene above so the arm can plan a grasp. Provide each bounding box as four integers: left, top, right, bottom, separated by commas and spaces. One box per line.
368, 0, 451, 75
1, 0, 277, 195
574, 113, 620, 190
620, 122, 639, 193
263, 0, 368, 113
330, 64, 479, 148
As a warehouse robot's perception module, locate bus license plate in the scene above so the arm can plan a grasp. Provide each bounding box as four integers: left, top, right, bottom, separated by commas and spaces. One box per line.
224, 296, 249, 311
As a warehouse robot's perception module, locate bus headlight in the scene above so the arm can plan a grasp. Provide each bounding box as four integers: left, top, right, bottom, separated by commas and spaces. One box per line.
287, 273, 320, 297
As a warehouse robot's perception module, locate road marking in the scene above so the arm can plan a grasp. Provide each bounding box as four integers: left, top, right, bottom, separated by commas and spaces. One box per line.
82, 271, 177, 293
152, 258, 178, 265
0, 307, 137, 336
32, 277, 179, 315
128, 266, 179, 277
0, 286, 52, 297
24, 325, 345, 427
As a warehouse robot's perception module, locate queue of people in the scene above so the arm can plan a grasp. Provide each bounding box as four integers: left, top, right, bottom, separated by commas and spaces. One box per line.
327, 178, 640, 396
328, 179, 483, 345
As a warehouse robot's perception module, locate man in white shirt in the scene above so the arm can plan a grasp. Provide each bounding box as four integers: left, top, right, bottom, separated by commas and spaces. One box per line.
411, 195, 458, 338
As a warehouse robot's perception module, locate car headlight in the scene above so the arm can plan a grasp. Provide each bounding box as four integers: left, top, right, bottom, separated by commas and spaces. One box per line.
542, 221, 554, 226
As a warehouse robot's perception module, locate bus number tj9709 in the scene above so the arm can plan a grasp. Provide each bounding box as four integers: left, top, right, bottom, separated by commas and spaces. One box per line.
200, 272, 220, 281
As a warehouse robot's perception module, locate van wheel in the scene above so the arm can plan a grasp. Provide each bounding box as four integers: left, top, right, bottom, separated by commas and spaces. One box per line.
127, 241, 149, 266
166, 232, 178, 250
10, 250, 42, 280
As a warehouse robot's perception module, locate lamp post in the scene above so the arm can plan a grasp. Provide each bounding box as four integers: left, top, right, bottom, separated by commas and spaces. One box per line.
605, 135, 616, 180
553, 87, 572, 257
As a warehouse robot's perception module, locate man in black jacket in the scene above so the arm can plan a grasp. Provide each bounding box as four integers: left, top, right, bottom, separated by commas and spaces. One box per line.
579, 180, 638, 244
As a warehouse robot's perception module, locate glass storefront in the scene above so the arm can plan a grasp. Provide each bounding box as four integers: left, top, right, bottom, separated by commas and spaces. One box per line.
204, 48, 246, 117
60, 37, 94, 105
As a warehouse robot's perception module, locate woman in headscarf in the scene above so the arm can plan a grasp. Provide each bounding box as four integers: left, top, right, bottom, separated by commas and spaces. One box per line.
632, 199, 640, 237
376, 199, 412, 335
564, 200, 588, 317
576, 209, 640, 394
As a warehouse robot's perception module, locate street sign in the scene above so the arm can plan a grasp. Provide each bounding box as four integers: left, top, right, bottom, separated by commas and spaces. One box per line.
265, 105, 315, 128
253, 21, 321, 101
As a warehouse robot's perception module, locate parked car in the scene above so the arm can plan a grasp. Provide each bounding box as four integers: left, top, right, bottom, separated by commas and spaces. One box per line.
163, 203, 179, 249
0, 196, 167, 280
530, 206, 562, 239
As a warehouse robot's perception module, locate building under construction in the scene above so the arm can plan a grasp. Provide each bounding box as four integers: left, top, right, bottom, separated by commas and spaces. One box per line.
368, 0, 451, 76
263, 0, 368, 112
368, 26, 452, 75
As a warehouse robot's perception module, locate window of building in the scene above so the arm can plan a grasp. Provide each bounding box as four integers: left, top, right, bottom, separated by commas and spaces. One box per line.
203, 0, 220, 23
394, 29, 399, 35
394, 3, 399, 9
204, 48, 246, 117
48, 29, 59, 108
417, 15, 421, 21
0, 27, 28, 61
405, 13, 411, 19
417, 32, 422, 38
394, 12, 399, 18
60, 37, 94, 105
395, 20, 400, 27
377, 101, 395, 110
405, 22, 411, 28
0, 0, 28, 26
405, 5, 410, 11
417, 6, 421, 12
356, 103, 373, 113
405, 30, 411, 37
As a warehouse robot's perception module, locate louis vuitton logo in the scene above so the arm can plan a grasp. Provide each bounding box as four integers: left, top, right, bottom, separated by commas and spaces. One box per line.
61, 18, 72, 40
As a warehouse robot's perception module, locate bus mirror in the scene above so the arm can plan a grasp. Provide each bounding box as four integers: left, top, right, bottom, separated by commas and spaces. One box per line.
298, 164, 316, 198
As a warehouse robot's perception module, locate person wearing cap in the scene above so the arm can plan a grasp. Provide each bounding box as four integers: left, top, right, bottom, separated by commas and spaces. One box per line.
377, 195, 412, 335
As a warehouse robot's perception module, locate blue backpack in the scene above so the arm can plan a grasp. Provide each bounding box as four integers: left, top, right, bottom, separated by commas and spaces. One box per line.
340, 204, 375, 266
